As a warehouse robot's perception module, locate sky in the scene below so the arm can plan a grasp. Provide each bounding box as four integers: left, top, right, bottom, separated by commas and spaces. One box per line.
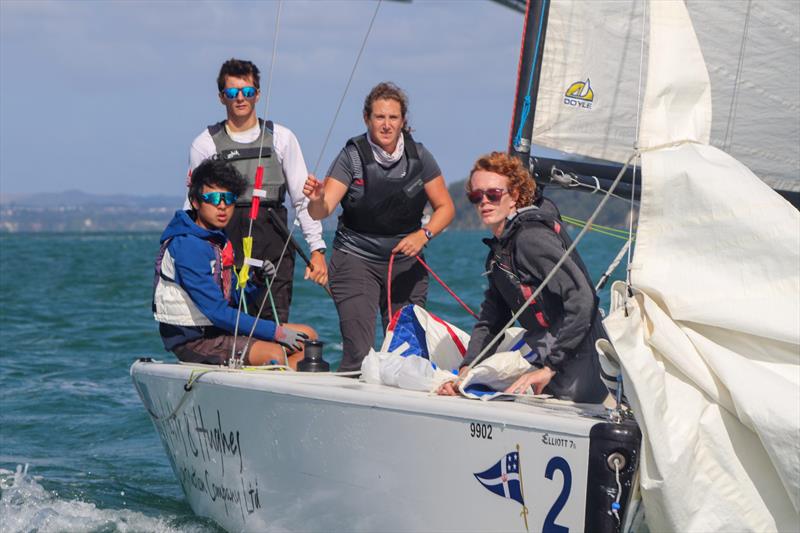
0, 0, 523, 198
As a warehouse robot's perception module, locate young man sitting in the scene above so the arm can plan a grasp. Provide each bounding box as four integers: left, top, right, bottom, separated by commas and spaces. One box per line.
153, 158, 316, 368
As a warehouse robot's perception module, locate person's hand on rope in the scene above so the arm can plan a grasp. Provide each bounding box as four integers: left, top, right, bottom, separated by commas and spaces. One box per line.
303, 174, 324, 202
504, 366, 556, 395
436, 367, 469, 396
273, 326, 309, 352
305, 249, 329, 286
392, 229, 428, 258
251, 260, 277, 286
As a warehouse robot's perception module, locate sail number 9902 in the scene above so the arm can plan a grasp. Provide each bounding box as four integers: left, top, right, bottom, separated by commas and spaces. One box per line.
469, 422, 493, 439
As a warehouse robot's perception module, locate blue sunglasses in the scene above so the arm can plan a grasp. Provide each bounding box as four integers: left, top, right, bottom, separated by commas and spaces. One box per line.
221, 86, 257, 100
200, 192, 238, 206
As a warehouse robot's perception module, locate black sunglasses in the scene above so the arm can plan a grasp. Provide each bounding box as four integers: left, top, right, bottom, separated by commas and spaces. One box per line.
467, 188, 508, 204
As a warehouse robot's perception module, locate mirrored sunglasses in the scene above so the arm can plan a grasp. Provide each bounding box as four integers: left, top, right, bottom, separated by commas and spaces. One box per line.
221, 86, 257, 100
467, 188, 508, 204
200, 192, 238, 206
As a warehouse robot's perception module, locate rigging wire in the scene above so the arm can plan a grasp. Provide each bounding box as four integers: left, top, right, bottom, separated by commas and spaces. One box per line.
231, 0, 285, 365
561, 216, 633, 241
723, 0, 752, 152
312, 0, 383, 177
231, 0, 383, 365
626, 0, 648, 290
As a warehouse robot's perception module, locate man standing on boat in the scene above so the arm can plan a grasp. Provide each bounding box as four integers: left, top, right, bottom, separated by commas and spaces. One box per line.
187, 58, 327, 324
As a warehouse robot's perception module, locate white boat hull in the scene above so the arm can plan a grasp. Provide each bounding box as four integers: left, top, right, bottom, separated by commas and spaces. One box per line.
131, 360, 639, 532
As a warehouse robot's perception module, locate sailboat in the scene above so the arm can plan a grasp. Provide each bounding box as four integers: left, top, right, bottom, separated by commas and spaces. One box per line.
131, 0, 799, 531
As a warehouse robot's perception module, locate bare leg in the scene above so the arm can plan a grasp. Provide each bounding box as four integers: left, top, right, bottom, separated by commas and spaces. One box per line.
247, 324, 317, 370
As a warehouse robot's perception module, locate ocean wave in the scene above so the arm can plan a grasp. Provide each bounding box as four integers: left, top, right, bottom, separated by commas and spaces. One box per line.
0, 465, 218, 533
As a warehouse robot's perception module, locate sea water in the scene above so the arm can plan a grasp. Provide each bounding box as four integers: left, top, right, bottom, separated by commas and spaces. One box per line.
0, 229, 626, 532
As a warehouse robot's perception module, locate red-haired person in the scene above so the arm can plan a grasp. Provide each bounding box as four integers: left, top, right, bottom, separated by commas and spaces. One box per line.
438, 152, 608, 403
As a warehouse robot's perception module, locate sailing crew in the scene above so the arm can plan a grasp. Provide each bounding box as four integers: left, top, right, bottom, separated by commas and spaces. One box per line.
187, 58, 327, 325
438, 152, 609, 403
303, 82, 455, 372
154, 158, 316, 368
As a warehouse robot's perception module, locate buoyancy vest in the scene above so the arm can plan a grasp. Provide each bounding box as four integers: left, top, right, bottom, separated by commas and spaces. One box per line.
485, 206, 600, 338
340, 132, 428, 236
207, 119, 286, 204
152, 238, 235, 327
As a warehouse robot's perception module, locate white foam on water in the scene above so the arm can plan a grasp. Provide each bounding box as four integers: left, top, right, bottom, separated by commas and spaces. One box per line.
0, 465, 214, 533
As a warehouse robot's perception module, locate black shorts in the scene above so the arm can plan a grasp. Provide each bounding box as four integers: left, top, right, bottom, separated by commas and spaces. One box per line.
172, 333, 254, 365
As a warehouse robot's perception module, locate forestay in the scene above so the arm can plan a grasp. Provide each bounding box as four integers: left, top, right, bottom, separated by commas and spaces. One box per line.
533, 0, 799, 196
598, 1, 799, 531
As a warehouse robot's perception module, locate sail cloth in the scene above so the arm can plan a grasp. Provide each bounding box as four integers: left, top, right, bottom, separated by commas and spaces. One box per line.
599, 1, 800, 531
533, 0, 799, 197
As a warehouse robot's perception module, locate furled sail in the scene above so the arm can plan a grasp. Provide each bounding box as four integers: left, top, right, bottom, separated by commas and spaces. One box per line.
597, 1, 800, 531
529, 0, 799, 204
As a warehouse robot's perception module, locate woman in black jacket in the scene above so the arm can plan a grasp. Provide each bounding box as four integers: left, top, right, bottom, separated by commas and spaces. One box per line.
438, 152, 608, 403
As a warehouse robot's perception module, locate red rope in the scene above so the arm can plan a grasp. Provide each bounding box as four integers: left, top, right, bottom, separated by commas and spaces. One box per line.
415, 255, 479, 319
386, 253, 479, 321
387, 252, 395, 320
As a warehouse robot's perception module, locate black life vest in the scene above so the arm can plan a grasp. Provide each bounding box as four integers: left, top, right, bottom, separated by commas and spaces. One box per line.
339, 133, 428, 236
207, 119, 286, 205
485, 206, 600, 335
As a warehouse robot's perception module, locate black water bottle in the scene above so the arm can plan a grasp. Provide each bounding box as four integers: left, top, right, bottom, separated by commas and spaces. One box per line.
297, 340, 330, 372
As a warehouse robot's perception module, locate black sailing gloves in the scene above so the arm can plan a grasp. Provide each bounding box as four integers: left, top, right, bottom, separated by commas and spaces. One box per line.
273, 326, 309, 352
251, 260, 277, 287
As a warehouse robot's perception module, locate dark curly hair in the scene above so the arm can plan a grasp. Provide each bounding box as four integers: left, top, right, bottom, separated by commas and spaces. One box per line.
467, 152, 536, 207
189, 159, 248, 206
217, 58, 260, 92
363, 82, 411, 133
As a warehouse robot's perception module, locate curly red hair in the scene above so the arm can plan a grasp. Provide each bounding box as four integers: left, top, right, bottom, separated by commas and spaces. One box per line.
468, 152, 536, 207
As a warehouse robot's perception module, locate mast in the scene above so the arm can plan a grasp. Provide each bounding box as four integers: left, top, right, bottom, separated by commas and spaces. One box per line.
506, 0, 640, 200
507, 0, 549, 163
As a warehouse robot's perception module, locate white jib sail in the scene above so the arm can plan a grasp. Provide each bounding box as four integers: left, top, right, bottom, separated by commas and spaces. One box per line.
602, 1, 800, 531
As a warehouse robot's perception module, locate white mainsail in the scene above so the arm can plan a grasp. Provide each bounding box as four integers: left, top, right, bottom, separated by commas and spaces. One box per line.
533, 0, 800, 197
530, 0, 800, 530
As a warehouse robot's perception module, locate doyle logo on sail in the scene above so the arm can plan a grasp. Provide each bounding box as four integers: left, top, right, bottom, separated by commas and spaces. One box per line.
564, 78, 594, 109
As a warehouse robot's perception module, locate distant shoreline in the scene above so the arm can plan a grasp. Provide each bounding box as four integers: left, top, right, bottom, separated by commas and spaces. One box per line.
0, 183, 635, 234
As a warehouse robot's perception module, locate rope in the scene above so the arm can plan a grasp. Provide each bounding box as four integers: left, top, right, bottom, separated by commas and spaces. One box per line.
237, 234, 294, 365
627, 0, 647, 290
723, 0, 752, 152
233, 0, 382, 365
512, 0, 549, 150
549, 167, 630, 202
387, 253, 479, 321
415, 256, 478, 319
611, 456, 623, 524
595, 240, 632, 292
133, 368, 212, 422
230, 0, 284, 364
387, 252, 396, 319
311, 0, 382, 176
464, 152, 638, 373
560, 215, 633, 241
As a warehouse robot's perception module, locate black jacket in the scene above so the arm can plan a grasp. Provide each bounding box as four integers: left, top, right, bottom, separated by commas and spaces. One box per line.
463, 198, 609, 403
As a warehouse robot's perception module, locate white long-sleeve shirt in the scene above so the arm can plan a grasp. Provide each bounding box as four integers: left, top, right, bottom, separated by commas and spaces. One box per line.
185, 122, 325, 252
